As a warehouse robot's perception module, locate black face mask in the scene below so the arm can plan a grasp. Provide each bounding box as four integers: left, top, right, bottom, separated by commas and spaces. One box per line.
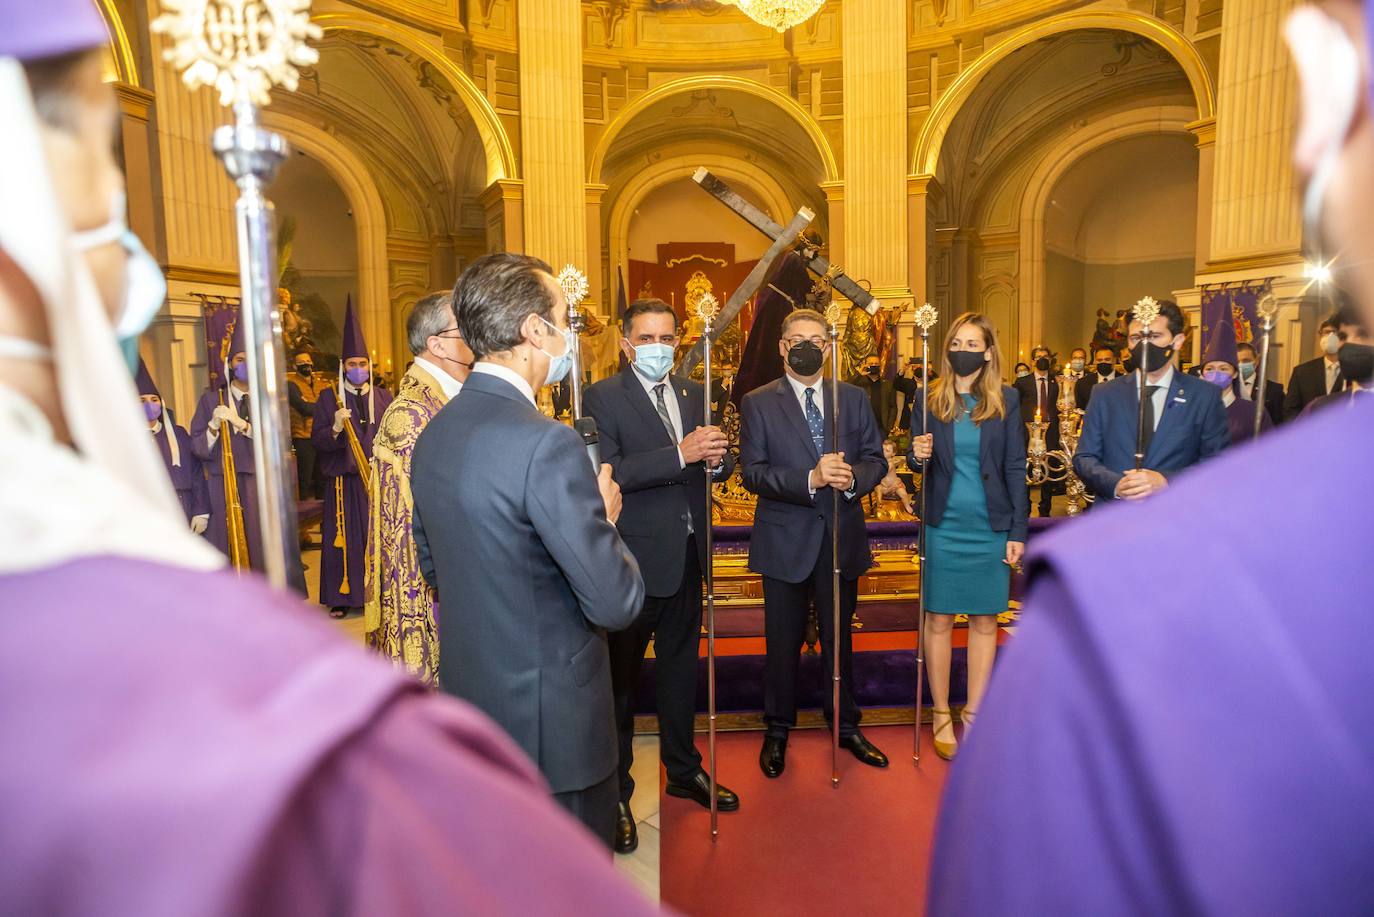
864, 365, 881, 379
1130, 340, 1174, 374
947, 350, 986, 377
787, 340, 825, 376
1096, 361, 1114, 376
1034, 357, 1051, 372
296, 364, 313, 377
1338, 343, 1374, 384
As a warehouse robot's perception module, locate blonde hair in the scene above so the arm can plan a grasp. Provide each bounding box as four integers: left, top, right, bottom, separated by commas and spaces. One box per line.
929, 312, 1006, 424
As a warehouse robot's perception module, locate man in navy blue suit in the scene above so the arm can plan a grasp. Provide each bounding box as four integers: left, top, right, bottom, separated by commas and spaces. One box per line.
1073, 299, 1229, 501
739, 308, 890, 777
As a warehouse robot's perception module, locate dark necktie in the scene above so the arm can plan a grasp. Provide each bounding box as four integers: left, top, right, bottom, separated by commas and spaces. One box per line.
1141, 385, 1161, 456
1037, 377, 1047, 414
237, 394, 250, 424
653, 384, 676, 442
804, 387, 825, 456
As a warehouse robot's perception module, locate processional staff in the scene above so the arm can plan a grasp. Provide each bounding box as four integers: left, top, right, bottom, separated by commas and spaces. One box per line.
153, 0, 320, 591
696, 291, 722, 839
910, 302, 938, 764
1132, 296, 1162, 472
1253, 295, 1279, 439
825, 299, 844, 788
556, 266, 603, 472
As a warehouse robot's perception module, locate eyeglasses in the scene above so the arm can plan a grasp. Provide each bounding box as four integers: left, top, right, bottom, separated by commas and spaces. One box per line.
784, 335, 827, 348
1127, 331, 1173, 347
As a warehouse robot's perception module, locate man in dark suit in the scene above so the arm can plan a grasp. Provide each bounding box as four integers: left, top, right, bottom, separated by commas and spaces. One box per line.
410, 253, 645, 849
1075, 345, 1119, 410
847, 353, 916, 436
1235, 341, 1285, 426
740, 308, 890, 777
1073, 299, 1229, 501
1283, 315, 1345, 420
583, 298, 739, 855
1013, 344, 1060, 516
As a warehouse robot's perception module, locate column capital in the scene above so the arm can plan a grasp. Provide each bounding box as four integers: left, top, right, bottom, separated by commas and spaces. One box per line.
115, 83, 154, 121
908, 173, 939, 196
585, 182, 609, 204
479, 178, 525, 207
819, 180, 845, 202
1187, 117, 1217, 148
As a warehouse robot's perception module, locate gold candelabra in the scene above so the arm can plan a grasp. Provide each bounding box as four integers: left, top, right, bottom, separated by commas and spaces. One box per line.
1025, 366, 1092, 515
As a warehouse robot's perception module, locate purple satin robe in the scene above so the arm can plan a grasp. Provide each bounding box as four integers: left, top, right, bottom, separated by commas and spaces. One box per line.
152, 421, 210, 523
929, 397, 1374, 914
190, 387, 263, 569
313, 386, 393, 609
0, 558, 658, 916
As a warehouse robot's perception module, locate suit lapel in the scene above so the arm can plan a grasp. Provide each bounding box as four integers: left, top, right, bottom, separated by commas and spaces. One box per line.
621, 366, 675, 447
777, 378, 821, 459
1146, 376, 1188, 463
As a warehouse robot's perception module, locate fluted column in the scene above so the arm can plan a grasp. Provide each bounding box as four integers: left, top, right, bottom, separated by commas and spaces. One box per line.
842, 1, 910, 305
1209, 0, 1302, 264
517, 0, 587, 272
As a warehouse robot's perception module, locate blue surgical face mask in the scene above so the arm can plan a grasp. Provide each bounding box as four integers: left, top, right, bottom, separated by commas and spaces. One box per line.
537, 315, 574, 385
232, 360, 249, 383
71, 190, 167, 376
631, 342, 674, 382
1238, 360, 1256, 380
345, 366, 370, 386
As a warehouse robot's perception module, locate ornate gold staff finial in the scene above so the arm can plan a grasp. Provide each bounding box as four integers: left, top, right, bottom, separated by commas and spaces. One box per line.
914, 302, 938, 331
153, 0, 322, 108
1257, 293, 1279, 321
1133, 295, 1161, 327
823, 300, 843, 331
557, 265, 590, 310
695, 291, 720, 326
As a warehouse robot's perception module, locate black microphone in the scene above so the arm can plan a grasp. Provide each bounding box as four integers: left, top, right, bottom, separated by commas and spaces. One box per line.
574, 416, 601, 472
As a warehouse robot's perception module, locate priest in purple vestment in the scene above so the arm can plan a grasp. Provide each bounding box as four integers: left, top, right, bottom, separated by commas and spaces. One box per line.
137, 358, 209, 531
190, 320, 264, 571
0, 10, 660, 913
314, 297, 393, 617
930, 3, 1374, 913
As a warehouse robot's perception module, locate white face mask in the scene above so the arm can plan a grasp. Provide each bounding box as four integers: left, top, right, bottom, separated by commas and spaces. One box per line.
70, 189, 167, 374
1323, 332, 1342, 355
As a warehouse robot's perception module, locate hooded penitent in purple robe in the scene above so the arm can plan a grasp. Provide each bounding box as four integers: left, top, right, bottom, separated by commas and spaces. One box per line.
314, 298, 393, 609
137, 360, 209, 524
928, 397, 1374, 915
731, 252, 813, 408
189, 319, 263, 568
0, 556, 661, 916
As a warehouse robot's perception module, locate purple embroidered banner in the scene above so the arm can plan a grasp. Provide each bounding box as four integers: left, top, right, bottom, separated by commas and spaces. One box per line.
1201, 279, 1273, 362
201, 297, 238, 391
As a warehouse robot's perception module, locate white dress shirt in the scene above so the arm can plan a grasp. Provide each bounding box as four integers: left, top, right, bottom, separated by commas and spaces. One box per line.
784, 372, 854, 499
472, 361, 536, 406
413, 355, 464, 401
1325, 357, 1342, 394
631, 367, 689, 470
1135, 365, 1174, 431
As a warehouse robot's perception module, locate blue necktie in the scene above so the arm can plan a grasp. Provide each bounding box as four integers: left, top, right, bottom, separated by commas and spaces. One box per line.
804, 387, 825, 457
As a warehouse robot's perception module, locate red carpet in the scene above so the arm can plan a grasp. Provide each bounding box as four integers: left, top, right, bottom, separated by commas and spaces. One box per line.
661, 725, 951, 916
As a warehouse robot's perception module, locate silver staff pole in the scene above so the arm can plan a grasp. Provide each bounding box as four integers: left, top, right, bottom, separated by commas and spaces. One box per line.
557, 266, 591, 420
154, 1, 321, 592
1132, 297, 1162, 472
911, 303, 937, 763
696, 292, 721, 838
1254, 295, 1278, 438
824, 302, 843, 788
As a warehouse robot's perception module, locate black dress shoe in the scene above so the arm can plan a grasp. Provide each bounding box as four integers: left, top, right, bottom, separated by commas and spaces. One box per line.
759, 735, 787, 778
665, 769, 740, 811
841, 732, 890, 768
615, 802, 637, 855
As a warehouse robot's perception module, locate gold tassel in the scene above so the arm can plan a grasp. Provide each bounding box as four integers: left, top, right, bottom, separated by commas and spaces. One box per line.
336, 474, 350, 596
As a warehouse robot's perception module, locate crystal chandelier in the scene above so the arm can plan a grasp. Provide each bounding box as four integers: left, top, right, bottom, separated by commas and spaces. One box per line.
732, 0, 826, 33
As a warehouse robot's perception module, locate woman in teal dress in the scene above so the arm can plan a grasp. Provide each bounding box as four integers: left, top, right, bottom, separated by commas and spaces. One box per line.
909, 313, 1029, 760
